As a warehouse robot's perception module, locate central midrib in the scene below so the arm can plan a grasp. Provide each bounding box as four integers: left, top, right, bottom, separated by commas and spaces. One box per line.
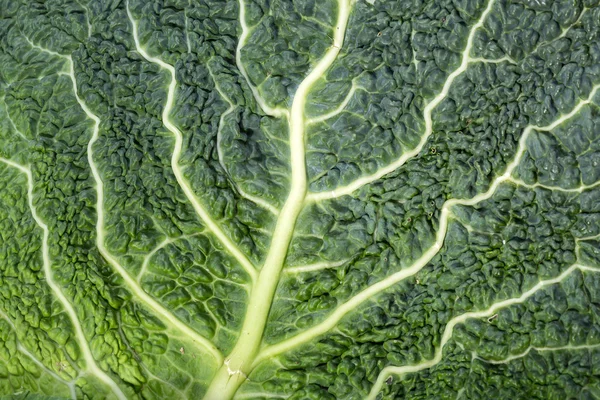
202, 1, 352, 398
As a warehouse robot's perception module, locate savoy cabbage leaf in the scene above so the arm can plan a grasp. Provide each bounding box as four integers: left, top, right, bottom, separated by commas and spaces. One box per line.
1, 0, 600, 399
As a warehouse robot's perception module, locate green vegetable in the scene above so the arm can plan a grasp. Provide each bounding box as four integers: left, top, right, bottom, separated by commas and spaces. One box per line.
1, 0, 600, 399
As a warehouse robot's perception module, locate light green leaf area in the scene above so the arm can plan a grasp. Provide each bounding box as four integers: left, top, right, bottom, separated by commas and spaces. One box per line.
1, 0, 600, 399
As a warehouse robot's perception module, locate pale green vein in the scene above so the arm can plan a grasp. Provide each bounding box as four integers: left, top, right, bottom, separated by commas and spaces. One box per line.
469, 56, 517, 64
23, 37, 66, 58
235, 0, 288, 119
74, 0, 93, 38
474, 343, 600, 365
70, 55, 224, 362
21, 37, 224, 364
410, 30, 418, 68
0, 158, 126, 400
508, 176, 600, 193
306, 82, 365, 124
304, 2, 595, 203
455, 388, 466, 400
207, 63, 237, 176
137, 232, 203, 282
126, 2, 258, 283
366, 264, 599, 399
577, 232, 600, 241
305, 0, 498, 202
202, 0, 353, 398
527, 7, 588, 57
184, 1, 192, 54
0, 311, 79, 400
255, 82, 600, 365
235, 393, 288, 399
17, 343, 79, 400
1, 96, 30, 141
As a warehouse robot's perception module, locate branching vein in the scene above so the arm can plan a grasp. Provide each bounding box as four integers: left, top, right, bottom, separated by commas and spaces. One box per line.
284, 259, 350, 274
255, 80, 600, 365
305, 0, 497, 202
125, 1, 258, 283
474, 343, 600, 365
366, 264, 599, 399
0, 158, 126, 400
21, 36, 225, 364
0, 311, 79, 400
202, 0, 352, 398
508, 176, 600, 193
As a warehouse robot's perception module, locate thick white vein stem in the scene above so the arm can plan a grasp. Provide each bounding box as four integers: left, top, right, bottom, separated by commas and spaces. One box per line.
203, 1, 352, 398
67, 54, 224, 363
0, 158, 126, 400
254, 205, 454, 365
125, 2, 257, 283
255, 82, 600, 365
305, 0, 497, 202
366, 264, 598, 400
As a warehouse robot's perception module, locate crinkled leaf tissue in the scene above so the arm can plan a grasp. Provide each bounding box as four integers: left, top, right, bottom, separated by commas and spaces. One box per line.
1, 0, 600, 399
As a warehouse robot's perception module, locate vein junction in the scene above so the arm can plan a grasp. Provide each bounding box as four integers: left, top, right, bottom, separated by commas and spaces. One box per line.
366, 264, 600, 400
304, 0, 499, 202
202, 0, 352, 398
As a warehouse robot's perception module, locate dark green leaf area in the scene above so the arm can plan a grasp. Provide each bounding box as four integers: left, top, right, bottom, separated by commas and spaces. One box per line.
140, 234, 248, 352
